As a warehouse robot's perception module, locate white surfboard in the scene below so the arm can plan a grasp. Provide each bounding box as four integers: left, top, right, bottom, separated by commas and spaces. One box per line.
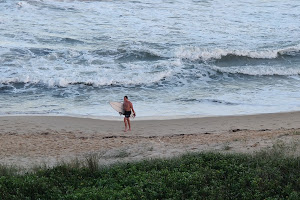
109, 102, 124, 115
109, 102, 135, 118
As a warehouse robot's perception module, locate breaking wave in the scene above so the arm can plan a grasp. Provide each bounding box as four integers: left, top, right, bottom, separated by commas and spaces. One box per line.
175, 45, 300, 61
0, 69, 172, 88
208, 65, 300, 76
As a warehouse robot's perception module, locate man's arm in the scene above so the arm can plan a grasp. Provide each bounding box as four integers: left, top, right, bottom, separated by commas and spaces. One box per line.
131, 103, 136, 116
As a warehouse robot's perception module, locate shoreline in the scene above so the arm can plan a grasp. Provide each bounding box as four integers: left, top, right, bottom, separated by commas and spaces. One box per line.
1, 110, 300, 121
1, 111, 300, 169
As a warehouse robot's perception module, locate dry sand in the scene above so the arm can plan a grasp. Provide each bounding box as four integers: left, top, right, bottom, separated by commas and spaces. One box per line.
1, 112, 300, 169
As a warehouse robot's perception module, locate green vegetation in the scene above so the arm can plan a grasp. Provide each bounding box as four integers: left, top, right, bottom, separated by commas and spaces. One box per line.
0, 146, 299, 200
0, 164, 19, 177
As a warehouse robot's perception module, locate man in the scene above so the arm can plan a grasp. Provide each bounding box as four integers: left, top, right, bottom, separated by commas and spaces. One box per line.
123, 96, 136, 132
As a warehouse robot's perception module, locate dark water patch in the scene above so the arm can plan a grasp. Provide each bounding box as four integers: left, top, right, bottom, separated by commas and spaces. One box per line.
214, 54, 274, 67
36, 37, 59, 45
116, 49, 165, 62
90, 59, 107, 65
213, 53, 300, 68
92, 35, 112, 41
0, 84, 15, 92
40, 3, 69, 12
29, 48, 53, 56
3, 33, 15, 38
1, 49, 27, 61
4, 82, 27, 90
36, 36, 84, 45
176, 98, 239, 105
51, 90, 73, 98
92, 49, 119, 57
61, 37, 84, 44
129, 0, 142, 4
74, 95, 90, 102
10, 48, 29, 56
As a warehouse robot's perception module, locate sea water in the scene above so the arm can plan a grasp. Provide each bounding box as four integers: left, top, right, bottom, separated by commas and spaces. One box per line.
0, 0, 300, 118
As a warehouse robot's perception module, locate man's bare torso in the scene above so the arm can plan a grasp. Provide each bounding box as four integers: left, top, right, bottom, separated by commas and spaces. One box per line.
123, 101, 132, 111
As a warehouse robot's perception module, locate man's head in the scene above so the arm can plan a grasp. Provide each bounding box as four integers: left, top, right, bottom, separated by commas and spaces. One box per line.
124, 96, 128, 100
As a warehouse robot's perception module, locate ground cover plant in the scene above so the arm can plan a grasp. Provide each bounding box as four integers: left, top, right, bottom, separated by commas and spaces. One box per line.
0, 146, 299, 200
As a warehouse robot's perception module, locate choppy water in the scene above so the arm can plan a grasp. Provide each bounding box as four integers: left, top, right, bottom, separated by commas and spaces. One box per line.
0, 0, 300, 118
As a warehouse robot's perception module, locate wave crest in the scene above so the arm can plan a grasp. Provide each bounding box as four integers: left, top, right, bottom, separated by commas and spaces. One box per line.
175, 45, 300, 61
209, 65, 300, 76
0, 70, 172, 88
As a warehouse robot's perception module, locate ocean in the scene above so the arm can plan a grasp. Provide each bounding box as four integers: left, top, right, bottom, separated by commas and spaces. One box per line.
0, 0, 300, 119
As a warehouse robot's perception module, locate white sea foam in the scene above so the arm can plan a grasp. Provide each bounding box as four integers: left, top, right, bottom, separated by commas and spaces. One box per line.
175, 45, 300, 61
0, 61, 175, 87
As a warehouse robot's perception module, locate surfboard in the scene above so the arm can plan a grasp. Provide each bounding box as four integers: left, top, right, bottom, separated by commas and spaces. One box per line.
109, 101, 135, 118
109, 102, 124, 115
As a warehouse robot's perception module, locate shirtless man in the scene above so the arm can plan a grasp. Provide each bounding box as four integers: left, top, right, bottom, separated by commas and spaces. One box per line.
123, 96, 136, 132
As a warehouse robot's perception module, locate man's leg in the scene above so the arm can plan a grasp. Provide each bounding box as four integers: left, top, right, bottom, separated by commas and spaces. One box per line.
127, 118, 131, 131
124, 117, 128, 132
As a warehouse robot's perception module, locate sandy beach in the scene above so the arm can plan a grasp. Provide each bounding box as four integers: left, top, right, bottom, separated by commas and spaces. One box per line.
1, 112, 300, 169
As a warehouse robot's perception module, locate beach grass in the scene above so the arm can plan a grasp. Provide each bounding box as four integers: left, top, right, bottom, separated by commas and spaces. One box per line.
0, 164, 19, 176
0, 144, 299, 200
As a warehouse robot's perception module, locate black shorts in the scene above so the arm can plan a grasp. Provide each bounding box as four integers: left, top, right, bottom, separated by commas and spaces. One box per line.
124, 111, 131, 118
